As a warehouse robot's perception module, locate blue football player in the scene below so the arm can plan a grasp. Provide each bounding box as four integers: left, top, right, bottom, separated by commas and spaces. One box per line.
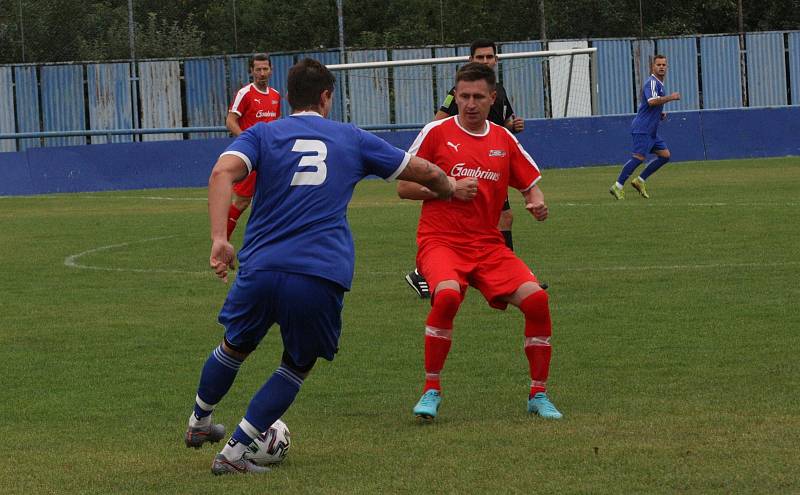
610, 54, 681, 199
185, 58, 454, 475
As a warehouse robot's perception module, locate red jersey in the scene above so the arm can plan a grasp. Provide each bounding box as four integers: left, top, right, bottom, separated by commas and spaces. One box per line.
410, 116, 541, 246
229, 83, 281, 131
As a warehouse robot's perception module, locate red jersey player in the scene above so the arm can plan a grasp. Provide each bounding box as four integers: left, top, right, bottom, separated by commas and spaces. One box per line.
225, 53, 282, 239
397, 63, 563, 421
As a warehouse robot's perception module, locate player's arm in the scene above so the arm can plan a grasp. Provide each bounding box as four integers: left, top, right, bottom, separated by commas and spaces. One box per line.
396, 156, 455, 200
433, 88, 458, 121
647, 93, 680, 106
225, 112, 244, 136
433, 109, 451, 121
522, 184, 548, 221
398, 175, 477, 201
208, 154, 249, 281
502, 97, 524, 133
504, 114, 524, 133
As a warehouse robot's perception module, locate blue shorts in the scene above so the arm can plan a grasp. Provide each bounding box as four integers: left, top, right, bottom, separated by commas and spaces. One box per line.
218, 270, 345, 365
632, 133, 667, 156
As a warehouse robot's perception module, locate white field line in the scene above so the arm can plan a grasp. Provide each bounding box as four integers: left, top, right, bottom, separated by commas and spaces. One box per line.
65, 234, 799, 276
552, 260, 800, 273
559, 202, 800, 207
0, 195, 206, 201
64, 236, 209, 275
5, 194, 799, 208
363, 259, 800, 276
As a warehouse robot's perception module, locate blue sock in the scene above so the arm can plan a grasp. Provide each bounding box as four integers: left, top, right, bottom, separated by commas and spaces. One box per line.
193, 345, 244, 419
617, 157, 643, 185
236, 365, 305, 440
640, 156, 670, 180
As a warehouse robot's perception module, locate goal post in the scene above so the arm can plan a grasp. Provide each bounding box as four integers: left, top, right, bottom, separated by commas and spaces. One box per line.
323, 46, 598, 125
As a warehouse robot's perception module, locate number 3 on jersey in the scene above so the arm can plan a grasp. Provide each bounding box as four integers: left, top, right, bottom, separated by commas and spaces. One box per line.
290, 139, 327, 186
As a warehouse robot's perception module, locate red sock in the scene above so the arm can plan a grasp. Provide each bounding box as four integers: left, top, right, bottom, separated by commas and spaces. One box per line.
424, 335, 451, 391
227, 204, 243, 240
520, 290, 553, 397
423, 288, 461, 392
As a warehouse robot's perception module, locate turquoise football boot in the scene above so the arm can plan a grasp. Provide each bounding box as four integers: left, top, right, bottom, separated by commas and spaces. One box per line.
413, 389, 442, 421
527, 392, 563, 419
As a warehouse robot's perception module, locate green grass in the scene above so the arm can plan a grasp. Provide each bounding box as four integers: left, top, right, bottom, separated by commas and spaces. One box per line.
1, 157, 799, 494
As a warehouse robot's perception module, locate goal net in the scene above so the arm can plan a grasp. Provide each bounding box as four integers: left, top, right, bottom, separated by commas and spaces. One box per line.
325, 45, 597, 127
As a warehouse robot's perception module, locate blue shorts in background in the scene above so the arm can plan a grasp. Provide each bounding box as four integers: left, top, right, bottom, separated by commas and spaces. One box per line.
632, 133, 667, 156
218, 270, 345, 365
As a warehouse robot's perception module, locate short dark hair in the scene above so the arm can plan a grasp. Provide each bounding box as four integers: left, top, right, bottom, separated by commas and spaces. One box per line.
470, 39, 496, 57
287, 58, 336, 111
250, 53, 271, 69
455, 62, 496, 90
652, 54, 667, 64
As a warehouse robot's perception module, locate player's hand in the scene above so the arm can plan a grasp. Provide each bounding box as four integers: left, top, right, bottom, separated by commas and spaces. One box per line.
454, 177, 478, 201
508, 115, 525, 133
661, 112, 667, 121
670, 92, 681, 101
210, 238, 236, 283
525, 201, 548, 221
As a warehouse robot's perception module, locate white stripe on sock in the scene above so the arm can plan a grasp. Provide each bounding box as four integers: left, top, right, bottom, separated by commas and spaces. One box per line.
195, 394, 216, 412
525, 336, 551, 347
276, 367, 304, 388
239, 418, 262, 440
213, 346, 242, 370
425, 326, 453, 339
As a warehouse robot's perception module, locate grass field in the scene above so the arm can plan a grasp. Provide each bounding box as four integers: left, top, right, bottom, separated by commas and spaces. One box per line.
1, 157, 799, 494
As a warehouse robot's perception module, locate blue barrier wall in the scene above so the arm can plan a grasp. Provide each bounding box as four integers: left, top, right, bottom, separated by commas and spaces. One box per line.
2, 107, 798, 196
0, 138, 230, 196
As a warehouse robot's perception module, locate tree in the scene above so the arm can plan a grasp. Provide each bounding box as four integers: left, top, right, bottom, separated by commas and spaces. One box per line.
1, 0, 798, 64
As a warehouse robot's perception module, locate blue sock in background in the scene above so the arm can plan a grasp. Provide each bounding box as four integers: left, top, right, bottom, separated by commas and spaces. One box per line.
617, 157, 643, 185
640, 156, 670, 180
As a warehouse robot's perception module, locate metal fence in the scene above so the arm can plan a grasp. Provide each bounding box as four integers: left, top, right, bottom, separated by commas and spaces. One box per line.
1, 31, 799, 152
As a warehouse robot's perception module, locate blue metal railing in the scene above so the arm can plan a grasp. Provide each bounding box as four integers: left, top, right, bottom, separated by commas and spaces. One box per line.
0, 123, 426, 141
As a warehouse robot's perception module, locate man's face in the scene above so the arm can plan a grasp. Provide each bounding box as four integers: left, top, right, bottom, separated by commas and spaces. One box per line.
652, 58, 668, 78
455, 78, 496, 129
469, 46, 497, 70
251, 60, 272, 87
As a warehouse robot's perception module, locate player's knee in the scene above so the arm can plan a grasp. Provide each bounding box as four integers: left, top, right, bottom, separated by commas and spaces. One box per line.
632, 154, 645, 162
519, 289, 552, 337
427, 287, 462, 329
499, 209, 513, 229
659, 150, 671, 161
433, 287, 462, 316
222, 339, 252, 361
281, 350, 315, 378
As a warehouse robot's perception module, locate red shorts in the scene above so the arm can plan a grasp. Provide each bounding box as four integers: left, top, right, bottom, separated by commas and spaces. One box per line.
232, 170, 257, 197
416, 240, 538, 310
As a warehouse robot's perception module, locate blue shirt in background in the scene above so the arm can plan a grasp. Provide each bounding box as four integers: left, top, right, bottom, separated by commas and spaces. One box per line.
631, 75, 666, 135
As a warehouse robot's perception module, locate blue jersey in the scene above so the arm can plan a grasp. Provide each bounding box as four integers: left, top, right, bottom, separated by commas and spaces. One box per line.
631, 75, 665, 135
222, 112, 410, 290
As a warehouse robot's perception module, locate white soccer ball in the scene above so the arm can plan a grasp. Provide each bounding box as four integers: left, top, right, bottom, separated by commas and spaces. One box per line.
245, 419, 291, 466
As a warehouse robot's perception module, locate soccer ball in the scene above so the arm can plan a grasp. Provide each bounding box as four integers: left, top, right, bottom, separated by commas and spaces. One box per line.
245, 419, 291, 466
